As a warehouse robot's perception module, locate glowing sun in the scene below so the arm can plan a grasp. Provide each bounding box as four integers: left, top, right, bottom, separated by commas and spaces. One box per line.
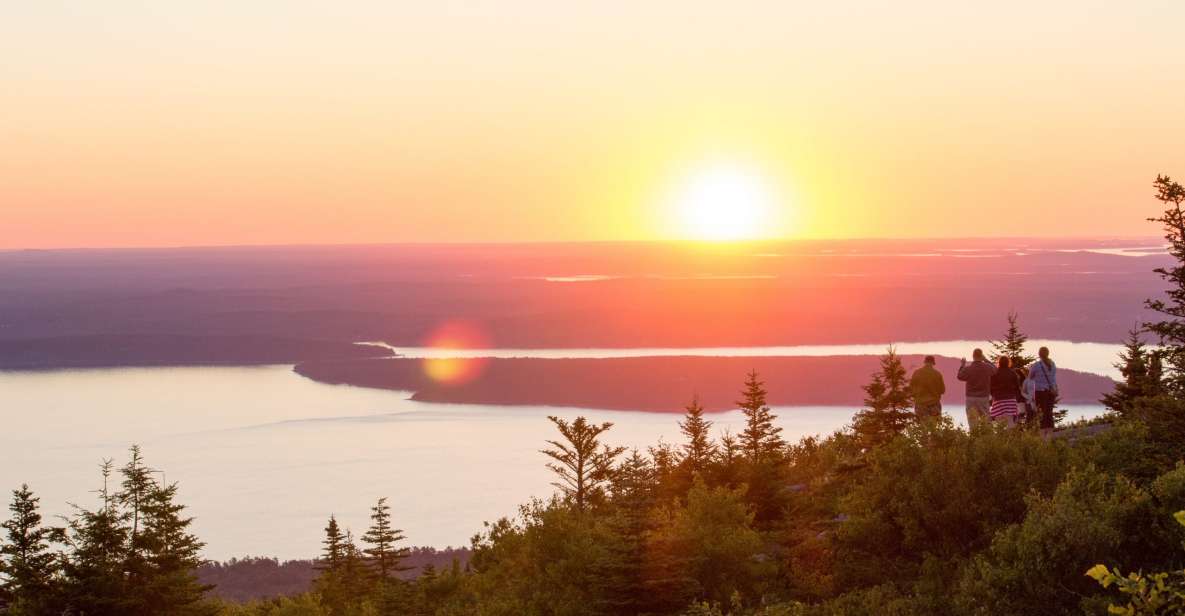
668, 162, 780, 241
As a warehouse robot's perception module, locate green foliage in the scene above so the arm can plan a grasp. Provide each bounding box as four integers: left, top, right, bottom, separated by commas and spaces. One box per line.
989, 310, 1038, 368
0, 449, 212, 616
1145, 174, 1185, 392
834, 421, 1069, 596
541, 416, 628, 512
851, 348, 913, 449
738, 371, 785, 463
644, 479, 767, 610
0, 484, 59, 614
360, 497, 411, 581
1122, 395, 1185, 470
956, 466, 1185, 615
1086, 511, 1185, 615
679, 396, 717, 479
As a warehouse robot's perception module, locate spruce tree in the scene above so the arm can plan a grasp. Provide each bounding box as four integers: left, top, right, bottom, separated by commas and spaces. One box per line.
737, 371, 785, 463
135, 480, 211, 615
541, 416, 627, 512
1101, 327, 1162, 414
853, 348, 914, 448
678, 395, 716, 477
714, 429, 742, 488
118, 446, 156, 598
317, 515, 346, 573
0, 484, 59, 612
1144, 174, 1185, 391
603, 451, 655, 615
361, 497, 411, 580
61, 460, 131, 615
989, 311, 1037, 368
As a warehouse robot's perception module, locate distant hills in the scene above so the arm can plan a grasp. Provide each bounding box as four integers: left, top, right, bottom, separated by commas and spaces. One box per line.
0, 240, 1167, 363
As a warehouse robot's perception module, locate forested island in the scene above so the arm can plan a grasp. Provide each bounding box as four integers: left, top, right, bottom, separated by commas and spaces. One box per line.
295, 354, 1114, 410
2, 178, 1184, 615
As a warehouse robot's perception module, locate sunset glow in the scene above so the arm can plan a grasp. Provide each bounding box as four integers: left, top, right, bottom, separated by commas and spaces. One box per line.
1, 3, 1183, 248
669, 163, 780, 241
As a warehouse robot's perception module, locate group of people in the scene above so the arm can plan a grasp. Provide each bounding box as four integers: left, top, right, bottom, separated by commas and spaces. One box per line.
908, 347, 1059, 437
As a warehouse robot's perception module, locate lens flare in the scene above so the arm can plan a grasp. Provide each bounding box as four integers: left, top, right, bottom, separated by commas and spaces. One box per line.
421, 320, 491, 385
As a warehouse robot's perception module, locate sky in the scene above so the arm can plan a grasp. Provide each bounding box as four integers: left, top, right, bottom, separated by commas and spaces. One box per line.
2, 1, 1184, 248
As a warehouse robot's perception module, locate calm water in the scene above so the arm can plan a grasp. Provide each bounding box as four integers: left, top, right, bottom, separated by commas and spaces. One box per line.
1, 365, 1106, 561
363, 339, 1125, 378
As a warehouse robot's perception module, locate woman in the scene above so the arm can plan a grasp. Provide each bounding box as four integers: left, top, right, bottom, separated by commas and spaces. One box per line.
989, 356, 1021, 427
1019, 366, 1037, 428
1030, 346, 1059, 438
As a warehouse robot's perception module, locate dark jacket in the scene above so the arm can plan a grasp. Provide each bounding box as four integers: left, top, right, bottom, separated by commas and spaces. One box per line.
990, 367, 1021, 401
957, 359, 995, 398
910, 364, 946, 405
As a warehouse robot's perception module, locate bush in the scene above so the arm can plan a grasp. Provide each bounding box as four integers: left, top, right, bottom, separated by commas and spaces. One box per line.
955, 467, 1178, 615
832, 421, 1068, 593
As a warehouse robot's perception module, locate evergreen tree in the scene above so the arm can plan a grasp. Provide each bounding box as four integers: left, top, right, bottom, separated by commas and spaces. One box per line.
1102, 327, 1160, 414
1144, 174, 1185, 391
737, 371, 785, 463
989, 311, 1037, 368
118, 445, 156, 598
714, 429, 742, 488
361, 497, 411, 580
135, 480, 212, 615
316, 529, 370, 616
603, 451, 656, 615
0, 484, 58, 612
852, 348, 914, 448
61, 460, 131, 615
317, 515, 346, 573
541, 416, 627, 512
678, 395, 716, 477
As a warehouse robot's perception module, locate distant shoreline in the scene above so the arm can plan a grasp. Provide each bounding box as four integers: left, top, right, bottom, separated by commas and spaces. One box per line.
294, 355, 1114, 412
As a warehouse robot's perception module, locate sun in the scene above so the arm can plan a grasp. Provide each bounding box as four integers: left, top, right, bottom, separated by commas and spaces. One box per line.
667, 162, 780, 241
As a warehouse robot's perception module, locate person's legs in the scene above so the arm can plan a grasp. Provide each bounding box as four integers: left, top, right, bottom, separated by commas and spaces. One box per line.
966, 396, 989, 427
915, 401, 942, 421
1036, 390, 1056, 438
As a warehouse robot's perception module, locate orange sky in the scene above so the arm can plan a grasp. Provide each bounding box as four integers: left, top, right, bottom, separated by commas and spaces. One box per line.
2, 2, 1184, 249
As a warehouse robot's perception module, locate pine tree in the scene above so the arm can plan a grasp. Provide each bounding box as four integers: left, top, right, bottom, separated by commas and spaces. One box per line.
541, 416, 627, 512
317, 528, 370, 616
714, 429, 742, 488
320, 515, 346, 573
737, 371, 785, 463
361, 497, 411, 581
603, 451, 656, 615
1101, 327, 1163, 414
0, 484, 59, 612
135, 480, 211, 615
989, 311, 1037, 368
61, 460, 131, 615
678, 395, 716, 477
118, 445, 156, 597
1144, 174, 1185, 391
853, 348, 914, 448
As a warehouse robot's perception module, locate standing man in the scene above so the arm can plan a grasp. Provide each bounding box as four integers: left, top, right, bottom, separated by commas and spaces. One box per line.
910, 355, 946, 419
958, 348, 996, 427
